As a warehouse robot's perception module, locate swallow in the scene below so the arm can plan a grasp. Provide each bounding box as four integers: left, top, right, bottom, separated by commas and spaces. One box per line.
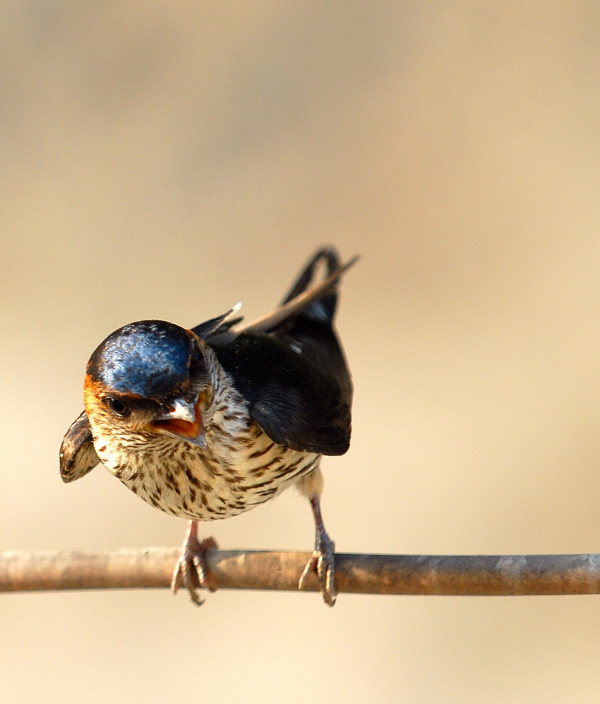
60, 246, 356, 606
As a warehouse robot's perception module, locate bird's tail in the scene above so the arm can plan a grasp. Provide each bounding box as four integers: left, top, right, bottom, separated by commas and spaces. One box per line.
242, 246, 357, 336
280, 246, 358, 325
281, 246, 342, 319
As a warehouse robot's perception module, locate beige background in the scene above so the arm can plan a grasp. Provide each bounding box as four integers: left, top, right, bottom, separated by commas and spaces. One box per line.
3, 2, 600, 702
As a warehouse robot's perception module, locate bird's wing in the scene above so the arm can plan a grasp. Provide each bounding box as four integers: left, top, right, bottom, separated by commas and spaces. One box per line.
190, 303, 243, 342
213, 332, 351, 456
60, 411, 100, 482
211, 247, 356, 456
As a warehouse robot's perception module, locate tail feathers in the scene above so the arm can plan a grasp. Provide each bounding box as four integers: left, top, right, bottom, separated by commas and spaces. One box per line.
281, 246, 342, 321
243, 247, 357, 335
199, 247, 357, 344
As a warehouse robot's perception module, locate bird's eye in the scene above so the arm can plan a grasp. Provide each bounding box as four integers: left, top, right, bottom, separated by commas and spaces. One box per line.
104, 396, 131, 417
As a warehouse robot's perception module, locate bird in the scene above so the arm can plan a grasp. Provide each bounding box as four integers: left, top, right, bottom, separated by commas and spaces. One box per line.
60, 246, 356, 606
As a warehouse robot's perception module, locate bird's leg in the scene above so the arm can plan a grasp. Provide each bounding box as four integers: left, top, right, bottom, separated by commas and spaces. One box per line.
171, 520, 218, 606
299, 493, 337, 606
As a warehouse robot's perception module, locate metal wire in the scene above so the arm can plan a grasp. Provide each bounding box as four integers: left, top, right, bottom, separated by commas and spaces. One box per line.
2, 549, 600, 596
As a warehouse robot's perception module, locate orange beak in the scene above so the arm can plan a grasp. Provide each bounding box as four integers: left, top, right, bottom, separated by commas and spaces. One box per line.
152, 394, 206, 448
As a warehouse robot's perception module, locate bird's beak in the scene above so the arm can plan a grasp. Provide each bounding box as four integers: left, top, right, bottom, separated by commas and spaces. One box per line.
152, 395, 206, 449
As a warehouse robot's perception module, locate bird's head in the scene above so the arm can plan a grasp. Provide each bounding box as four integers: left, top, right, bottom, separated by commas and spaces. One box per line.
84, 320, 210, 448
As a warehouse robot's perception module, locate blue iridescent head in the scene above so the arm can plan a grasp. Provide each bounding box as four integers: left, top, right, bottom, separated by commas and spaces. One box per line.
87, 320, 205, 400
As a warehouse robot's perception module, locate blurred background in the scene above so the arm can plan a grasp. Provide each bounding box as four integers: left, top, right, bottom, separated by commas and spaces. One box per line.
3, 2, 600, 702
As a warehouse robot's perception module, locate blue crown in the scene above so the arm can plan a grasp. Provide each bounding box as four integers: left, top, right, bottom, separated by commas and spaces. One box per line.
90, 320, 195, 398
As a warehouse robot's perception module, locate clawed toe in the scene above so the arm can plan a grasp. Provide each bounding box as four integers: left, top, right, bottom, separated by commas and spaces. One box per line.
171, 521, 217, 605
298, 532, 337, 607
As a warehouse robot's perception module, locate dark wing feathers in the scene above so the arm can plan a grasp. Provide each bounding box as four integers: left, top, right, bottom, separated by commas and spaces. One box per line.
213, 332, 351, 455
211, 246, 354, 456
190, 303, 243, 343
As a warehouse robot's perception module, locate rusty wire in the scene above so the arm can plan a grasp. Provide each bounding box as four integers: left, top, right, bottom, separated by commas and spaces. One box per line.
2, 549, 600, 596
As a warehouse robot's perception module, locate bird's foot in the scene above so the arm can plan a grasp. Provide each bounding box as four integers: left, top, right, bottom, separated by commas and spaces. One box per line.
171, 521, 218, 606
299, 530, 337, 607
